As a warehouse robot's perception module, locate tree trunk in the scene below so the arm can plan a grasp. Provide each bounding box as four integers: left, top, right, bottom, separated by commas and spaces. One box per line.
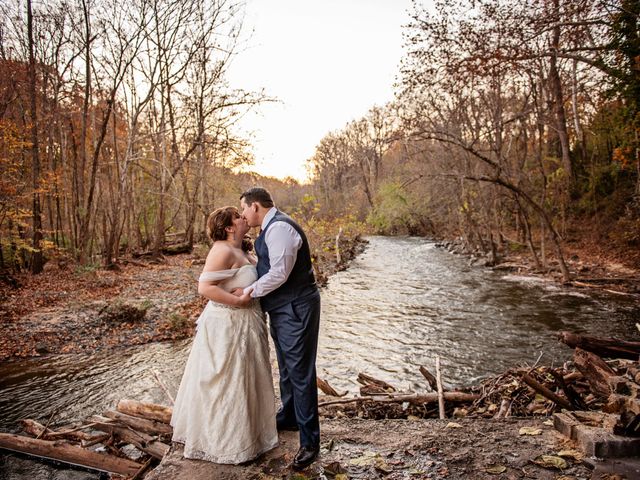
548, 0, 572, 182
27, 0, 43, 273
517, 199, 542, 270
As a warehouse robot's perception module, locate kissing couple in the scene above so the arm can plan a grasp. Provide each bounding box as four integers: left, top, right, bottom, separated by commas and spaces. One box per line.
170, 187, 322, 471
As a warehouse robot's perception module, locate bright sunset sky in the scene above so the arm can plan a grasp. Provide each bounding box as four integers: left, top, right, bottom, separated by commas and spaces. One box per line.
226, 0, 416, 182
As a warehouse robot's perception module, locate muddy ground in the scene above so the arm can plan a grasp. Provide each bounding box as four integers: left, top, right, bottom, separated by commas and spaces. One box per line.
143, 417, 632, 480
1, 416, 635, 480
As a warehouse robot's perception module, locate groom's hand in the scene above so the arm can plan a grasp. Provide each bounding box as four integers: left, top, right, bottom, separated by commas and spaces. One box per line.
231, 288, 244, 297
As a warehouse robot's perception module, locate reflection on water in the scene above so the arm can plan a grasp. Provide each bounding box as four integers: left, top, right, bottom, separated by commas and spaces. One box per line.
1, 236, 638, 431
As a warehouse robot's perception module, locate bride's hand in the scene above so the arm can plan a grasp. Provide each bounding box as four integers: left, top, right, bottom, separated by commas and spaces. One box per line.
234, 288, 254, 307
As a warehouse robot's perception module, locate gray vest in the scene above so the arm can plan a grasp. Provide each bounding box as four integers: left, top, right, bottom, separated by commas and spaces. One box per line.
255, 211, 317, 312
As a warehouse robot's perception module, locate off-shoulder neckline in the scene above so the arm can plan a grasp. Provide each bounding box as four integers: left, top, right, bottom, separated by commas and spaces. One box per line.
201, 263, 254, 274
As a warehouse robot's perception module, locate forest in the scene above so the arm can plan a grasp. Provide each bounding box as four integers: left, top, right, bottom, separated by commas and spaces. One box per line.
1, 0, 639, 281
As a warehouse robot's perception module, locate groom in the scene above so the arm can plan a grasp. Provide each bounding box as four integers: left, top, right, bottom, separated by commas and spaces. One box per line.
237, 187, 321, 470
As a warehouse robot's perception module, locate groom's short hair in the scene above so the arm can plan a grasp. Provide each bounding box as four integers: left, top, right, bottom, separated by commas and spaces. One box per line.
240, 187, 274, 208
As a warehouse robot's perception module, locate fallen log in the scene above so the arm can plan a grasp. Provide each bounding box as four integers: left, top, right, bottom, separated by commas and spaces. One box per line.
116, 399, 172, 424
89, 415, 169, 460
520, 372, 573, 410
162, 243, 192, 255
563, 371, 583, 382
548, 368, 586, 409
605, 394, 640, 416
573, 347, 617, 398
20, 419, 98, 443
131, 457, 155, 480
317, 377, 347, 397
419, 365, 438, 392
318, 391, 479, 408
558, 331, 640, 360
0, 433, 142, 476
19, 419, 53, 439
103, 410, 173, 436
81, 433, 110, 448
357, 373, 396, 395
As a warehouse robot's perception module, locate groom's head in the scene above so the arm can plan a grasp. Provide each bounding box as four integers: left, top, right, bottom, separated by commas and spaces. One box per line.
240, 187, 274, 227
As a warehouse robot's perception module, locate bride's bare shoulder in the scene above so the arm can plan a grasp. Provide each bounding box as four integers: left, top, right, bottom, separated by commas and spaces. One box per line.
203, 242, 235, 272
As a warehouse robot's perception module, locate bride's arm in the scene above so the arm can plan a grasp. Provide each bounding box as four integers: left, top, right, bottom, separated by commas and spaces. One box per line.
198, 244, 253, 307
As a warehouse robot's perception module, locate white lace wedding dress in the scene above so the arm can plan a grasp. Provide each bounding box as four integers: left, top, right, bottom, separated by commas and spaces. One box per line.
170, 264, 278, 464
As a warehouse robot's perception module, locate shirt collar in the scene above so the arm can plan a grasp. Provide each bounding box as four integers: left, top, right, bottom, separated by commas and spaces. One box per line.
261, 207, 277, 231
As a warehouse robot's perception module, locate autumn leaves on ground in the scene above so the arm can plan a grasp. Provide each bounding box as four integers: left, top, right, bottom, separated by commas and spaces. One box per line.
0, 231, 367, 362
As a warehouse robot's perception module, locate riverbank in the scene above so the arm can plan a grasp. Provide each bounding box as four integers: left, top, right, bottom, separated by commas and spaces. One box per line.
147, 417, 599, 480
0, 234, 367, 362
0, 416, 611, 480
437, 234, 640, 296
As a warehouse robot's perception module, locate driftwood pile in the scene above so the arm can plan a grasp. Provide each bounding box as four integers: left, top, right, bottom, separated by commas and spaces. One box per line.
2, 331, 637, 476
318, 332, 640, 434
0, 399, 173, 478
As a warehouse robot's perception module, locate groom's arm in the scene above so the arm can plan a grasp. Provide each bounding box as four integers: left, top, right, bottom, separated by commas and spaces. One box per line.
243, 222, 302, 298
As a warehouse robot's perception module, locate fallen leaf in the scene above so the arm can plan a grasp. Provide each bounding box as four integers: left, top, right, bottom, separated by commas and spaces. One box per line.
374, 457, 393, 474
485, 464, 507, 474
519, 426, 542, 436
335, 475, 349, 480
349, 451, 379, 467
556, 449, 583, 461
453, 407, 468, 417
445, 422, 463, 429
532, 455, 568, 470
290, 474, 310, 480
323, 461, 347, 475
543, 419, 554, 426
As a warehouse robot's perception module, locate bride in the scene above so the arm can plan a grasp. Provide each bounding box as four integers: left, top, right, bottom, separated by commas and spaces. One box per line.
171, 206, 278, 464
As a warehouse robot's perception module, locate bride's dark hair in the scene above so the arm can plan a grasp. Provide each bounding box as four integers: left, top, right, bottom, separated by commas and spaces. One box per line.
206, 206, 253, 252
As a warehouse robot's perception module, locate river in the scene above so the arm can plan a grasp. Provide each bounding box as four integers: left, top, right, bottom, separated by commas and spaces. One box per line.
1, 236, 638, 434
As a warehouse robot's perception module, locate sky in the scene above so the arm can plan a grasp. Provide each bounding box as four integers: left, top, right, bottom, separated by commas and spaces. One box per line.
226, 0, 416, 182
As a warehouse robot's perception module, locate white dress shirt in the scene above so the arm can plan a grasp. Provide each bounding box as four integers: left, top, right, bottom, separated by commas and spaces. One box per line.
245, 207, 303, 298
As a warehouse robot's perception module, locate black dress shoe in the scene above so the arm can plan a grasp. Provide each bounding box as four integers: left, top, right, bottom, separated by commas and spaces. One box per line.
292, 445, 319, 470
276, 421, 299, 431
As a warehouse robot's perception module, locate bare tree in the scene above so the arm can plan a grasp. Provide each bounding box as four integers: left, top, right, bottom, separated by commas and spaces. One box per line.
26, 0, 43, 272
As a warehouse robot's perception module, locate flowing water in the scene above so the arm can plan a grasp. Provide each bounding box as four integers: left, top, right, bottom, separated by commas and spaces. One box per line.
1, 236, 638, 433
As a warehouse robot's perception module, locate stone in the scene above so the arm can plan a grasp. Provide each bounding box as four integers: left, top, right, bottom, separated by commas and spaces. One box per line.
553, 411, 640, 458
